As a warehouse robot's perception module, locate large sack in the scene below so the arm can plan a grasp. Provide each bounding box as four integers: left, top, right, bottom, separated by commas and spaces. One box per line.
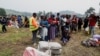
49, 42, 62, 49
85, 27, 89, 33
23, 47, 50, 56
38, 41, 62, 55
38, 41, 50, 52
38, 41, 62, 50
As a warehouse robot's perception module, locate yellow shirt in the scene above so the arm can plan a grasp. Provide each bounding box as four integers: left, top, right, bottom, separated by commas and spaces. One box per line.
29, 17, 39, 31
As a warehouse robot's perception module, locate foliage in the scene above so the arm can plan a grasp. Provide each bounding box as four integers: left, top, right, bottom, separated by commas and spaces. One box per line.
0, 48, 13, 56
0, 8, 6, 16
85, 7, 95, 16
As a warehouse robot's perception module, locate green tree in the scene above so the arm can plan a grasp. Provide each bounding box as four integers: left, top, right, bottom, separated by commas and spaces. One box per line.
85, 7, 95, 17
0, 8, 6, 16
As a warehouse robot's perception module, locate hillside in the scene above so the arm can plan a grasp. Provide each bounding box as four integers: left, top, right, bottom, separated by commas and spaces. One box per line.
5, 8, 83, 17
58, 10, 83, 17
5, 9, 32, 17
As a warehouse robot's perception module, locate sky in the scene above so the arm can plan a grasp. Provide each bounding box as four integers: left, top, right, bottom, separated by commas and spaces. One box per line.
0, 0, 100, 14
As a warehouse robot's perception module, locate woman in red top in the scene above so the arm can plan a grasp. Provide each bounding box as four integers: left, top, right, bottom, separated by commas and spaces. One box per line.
88, 14, 97, 36
48, 15, 58, 41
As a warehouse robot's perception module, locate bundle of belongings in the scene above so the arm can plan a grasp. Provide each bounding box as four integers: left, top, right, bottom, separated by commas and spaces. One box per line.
23, 47, 50, 56
38, 41, 62, 56
82, 34, 100, 47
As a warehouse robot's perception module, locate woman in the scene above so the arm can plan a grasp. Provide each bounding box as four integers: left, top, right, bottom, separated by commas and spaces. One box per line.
40, 16, 49, 41
83, 17, 89, 30
48, 15, 58, 41
70, 15, 78, 33
97, 16, 100, 29
24, 16, 29, 28
78, 18, 83, 31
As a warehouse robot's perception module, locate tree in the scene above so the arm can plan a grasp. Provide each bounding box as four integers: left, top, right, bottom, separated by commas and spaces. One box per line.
0, 8, 6, 16
85, 7, 95, 17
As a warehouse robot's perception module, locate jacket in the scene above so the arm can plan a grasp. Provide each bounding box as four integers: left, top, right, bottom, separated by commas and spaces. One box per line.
29, 17, 39, 31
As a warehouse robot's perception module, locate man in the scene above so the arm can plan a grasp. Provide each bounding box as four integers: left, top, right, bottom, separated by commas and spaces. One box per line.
88, 13, 97, 36
29, 13, 39, 45
1, 16, 7, 33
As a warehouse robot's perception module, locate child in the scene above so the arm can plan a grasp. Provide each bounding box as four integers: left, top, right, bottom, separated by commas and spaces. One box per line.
61, 27, 71, 45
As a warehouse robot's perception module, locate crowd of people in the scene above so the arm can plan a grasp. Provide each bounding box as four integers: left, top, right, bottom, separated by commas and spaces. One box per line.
29, 12, 100, 46
0, 12, 100, 46
0, 15, 29, 32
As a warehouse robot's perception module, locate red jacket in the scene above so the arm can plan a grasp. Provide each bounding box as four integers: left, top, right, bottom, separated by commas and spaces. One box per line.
89, 17, 97, 26
48, 18, 58, 25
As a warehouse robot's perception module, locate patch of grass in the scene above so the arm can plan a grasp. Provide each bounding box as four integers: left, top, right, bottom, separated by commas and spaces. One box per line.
0, 48, 13, 56
0, 27, 31, 43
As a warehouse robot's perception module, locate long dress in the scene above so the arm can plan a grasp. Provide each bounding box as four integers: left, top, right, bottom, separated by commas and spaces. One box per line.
40, 20, 48, 41
48, 18, 58, 40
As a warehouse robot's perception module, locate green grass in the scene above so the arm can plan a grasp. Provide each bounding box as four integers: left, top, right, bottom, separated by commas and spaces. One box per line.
0, 24, 100, 56
0, 26, 31, 43
0, 25, 31, 56
0, 48, 13, 56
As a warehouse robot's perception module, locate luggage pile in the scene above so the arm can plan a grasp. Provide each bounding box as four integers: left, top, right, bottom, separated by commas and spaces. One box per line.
81, 34, 100, 47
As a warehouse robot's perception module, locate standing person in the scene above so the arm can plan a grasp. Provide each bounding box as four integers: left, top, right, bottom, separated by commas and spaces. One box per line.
17, 15, 22, 28
60, 15, 70, 45
83, 17, 89, 30
1, 16, 7, 33
40, 15, 49, 41
29, 13, 39, 45
97, 16, 100, 29
65, 15, 70, 30
78, 18, 83, 31
11, 15, 19, 28
48, 15, 58, 41
24, 16, 29, 28
55, 13, 60, 37
70, 15, 78, 33
88, 14, 97, 36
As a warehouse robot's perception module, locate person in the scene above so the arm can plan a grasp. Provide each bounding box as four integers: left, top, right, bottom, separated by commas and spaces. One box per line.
70, 15, 78, 33
11, 15, 19, 28
1, 16, 7, 33
61, 27, 71, 45
55, 13, 60, 37
48, 15, 58, 41
24, 16, 29, 28
97, 16, 100, 29
60, 15, 67, 43
83, 17, 89, 30
78, 18, 83, 31
88, 14, 97, 36
29, 13, 39, 45
17, 15, 22, 28
40, 15, 49, 41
